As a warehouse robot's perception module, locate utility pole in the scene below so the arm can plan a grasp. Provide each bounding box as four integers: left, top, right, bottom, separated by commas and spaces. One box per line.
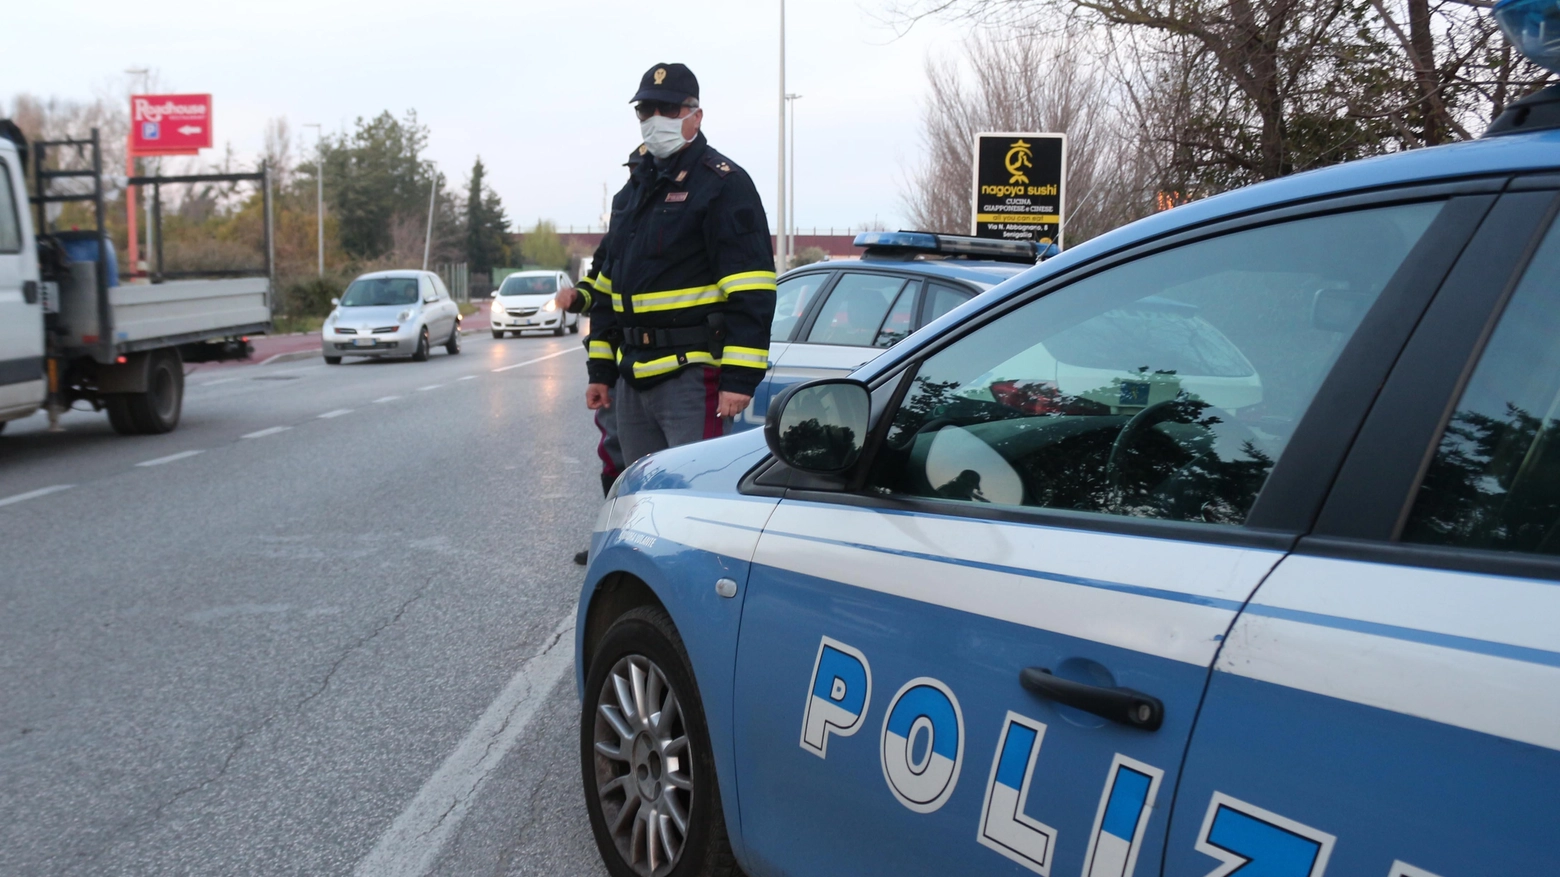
786, 94, 801, 267
125, 68, 150, 279
777, 0, 787, 271
303, 123, 323, 276
423, 163, 438, 271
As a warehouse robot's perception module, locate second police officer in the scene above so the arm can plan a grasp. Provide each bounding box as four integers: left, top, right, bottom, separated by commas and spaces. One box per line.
584, 63, 777, 466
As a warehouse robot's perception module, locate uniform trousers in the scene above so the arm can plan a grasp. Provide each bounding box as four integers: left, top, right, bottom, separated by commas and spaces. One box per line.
594, 387, 625, 495
615, 365, 724, 468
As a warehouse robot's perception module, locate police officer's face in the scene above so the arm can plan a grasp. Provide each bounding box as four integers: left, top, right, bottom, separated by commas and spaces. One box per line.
636, 101, 703, 140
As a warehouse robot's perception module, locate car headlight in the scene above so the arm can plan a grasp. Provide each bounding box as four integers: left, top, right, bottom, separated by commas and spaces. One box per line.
492, 302, 506, 316
543, 298, 558, 312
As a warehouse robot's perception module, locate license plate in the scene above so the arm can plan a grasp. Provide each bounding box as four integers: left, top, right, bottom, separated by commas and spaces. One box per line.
353, 338, 375, 347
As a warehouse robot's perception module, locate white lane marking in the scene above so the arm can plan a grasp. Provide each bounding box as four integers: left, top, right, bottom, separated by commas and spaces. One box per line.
373, 395, 402, 404
417, 384, 443, 392
491, 346, 580, 373
242, 426, 292, 439
457, 375, 477, 381
136, 450, 204, 467
354, 614, 575, 877
196, 378, 239, 387
318, 409, 354, 419
0, 484, 74, 508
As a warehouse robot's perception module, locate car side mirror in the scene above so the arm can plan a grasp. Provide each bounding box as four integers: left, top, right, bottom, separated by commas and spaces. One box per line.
764, 378, 872, 474
330, 297, 340, 306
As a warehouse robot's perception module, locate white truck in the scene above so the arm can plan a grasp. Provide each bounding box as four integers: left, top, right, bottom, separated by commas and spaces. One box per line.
0, 124, 272, 436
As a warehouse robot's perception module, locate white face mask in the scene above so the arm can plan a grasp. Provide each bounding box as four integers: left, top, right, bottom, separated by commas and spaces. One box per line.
640, 113, 690, 159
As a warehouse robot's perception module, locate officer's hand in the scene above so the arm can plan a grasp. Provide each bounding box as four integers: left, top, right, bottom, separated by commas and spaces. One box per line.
555, 288, 578, 310
586, 383, 612, 410
716, 391, 752, 419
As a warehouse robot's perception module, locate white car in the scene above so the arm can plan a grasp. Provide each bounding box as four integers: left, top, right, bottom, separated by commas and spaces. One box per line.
321, 270, 462, 364
490, 270, 580, 338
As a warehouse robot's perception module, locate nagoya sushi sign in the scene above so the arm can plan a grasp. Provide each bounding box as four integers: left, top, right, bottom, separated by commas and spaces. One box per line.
129, 94, 213, 156
971, 132, 1066, 246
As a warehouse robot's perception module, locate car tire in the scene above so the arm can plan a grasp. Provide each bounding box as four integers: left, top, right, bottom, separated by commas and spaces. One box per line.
324, 355, 342, 365
445, 325, 462, 355
412, 327, 430, 362
570, 320, 580, 335
123, 350, 183, 434
554, 323, 566, 337
582, 606, 737, 877
492, 329, 504, 340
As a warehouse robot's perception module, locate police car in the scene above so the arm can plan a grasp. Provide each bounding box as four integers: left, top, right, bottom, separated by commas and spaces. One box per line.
575, 17, 1560, 876
732, 232, 1048, 432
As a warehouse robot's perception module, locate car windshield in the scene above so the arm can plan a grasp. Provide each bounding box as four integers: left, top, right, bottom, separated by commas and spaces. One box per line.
341, 277, 419, 307
501, 275, 558, 296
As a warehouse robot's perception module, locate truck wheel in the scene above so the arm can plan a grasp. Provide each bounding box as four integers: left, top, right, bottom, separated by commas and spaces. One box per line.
105, 396, 141, 435
124, 350, 184, 434
324, 356, 342, 365
413, 328, 431, 362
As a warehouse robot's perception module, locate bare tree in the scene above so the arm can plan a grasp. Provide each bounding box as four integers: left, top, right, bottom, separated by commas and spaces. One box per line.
905, 34, 1153, 243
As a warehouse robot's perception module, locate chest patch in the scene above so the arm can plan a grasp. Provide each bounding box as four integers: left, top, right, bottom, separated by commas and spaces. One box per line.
665, 191, 689, 203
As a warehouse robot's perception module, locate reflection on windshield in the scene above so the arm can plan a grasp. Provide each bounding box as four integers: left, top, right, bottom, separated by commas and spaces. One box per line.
341, 278, 419, 307
501, 276, 559, 296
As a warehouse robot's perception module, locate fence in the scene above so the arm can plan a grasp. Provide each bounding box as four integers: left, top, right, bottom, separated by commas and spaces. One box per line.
436, 262, 470, 302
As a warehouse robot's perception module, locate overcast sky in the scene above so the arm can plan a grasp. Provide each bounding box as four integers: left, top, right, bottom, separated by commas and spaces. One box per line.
5, 0, 969, 232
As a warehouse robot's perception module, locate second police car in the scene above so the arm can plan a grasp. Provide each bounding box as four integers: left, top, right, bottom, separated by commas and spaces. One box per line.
575, 9, 1560, 875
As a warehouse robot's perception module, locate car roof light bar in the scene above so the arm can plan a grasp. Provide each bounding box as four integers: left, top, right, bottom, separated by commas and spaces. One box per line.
853, 230, 1058, 264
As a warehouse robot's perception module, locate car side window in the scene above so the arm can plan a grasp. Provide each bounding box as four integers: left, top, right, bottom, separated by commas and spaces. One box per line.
1401, 219, 1560, 555
421, 276, 437, 302
873, 282, 919, 348
807, 273, 911, 346
920, 282, 971, 328
0, 160, 20, 254
771, 273, 827, 342
867, 202, 1443, 525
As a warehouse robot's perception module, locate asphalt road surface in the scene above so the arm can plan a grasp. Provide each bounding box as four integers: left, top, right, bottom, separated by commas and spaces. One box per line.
0, 332, 613, 876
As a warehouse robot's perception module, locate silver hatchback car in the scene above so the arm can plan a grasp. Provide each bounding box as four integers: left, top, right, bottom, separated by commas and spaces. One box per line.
322, 270, 462, 364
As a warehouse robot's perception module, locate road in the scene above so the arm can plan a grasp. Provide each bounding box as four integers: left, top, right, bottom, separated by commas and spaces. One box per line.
0, 333, 611, 876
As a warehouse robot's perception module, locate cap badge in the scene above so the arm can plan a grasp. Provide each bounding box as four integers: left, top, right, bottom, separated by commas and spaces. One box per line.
654, 68, 667, 85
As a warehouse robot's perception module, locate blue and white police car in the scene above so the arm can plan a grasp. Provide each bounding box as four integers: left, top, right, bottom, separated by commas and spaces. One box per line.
732, 232, 1051, 433
575, 11, 1560, 875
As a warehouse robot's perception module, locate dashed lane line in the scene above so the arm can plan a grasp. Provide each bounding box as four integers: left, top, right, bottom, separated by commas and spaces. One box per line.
136, 450, 204, 467
241, 426, 292, 439
318, 409, 354, 419
416, 384, 443, 392
373, 395, 402, 404
491, 346, 580, 373
0, 485, 75, 508
353, 614, 575, 877
456, 375, 477, 381
195, 377, 239, 387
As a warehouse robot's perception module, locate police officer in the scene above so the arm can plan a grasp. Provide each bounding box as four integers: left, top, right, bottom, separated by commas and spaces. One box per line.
584, 63, 777, 467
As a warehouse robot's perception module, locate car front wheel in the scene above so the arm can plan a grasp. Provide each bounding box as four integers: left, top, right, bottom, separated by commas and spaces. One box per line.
582, 607, 735, 877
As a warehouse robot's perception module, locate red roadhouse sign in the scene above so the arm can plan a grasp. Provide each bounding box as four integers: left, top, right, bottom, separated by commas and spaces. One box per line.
129, 94, 213, 155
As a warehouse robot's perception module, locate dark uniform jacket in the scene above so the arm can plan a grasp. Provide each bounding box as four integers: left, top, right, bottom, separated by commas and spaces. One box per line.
586, 132, 776, 396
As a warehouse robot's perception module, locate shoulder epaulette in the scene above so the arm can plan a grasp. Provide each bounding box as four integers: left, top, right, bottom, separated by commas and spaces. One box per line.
702, 152, 733, 177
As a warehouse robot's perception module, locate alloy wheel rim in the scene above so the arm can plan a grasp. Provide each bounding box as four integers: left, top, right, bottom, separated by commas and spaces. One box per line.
593, 653, 693, 877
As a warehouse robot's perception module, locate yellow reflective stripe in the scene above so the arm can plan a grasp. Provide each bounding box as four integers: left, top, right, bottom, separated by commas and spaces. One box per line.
596, 274, 613, 294
630, 285, 725, 314
588, 340, 614, 360
630, 350, 720, 379
721, 346, 769, 369
577, 287, 595, 309
717, 270, 777, 294
609, 292, 623, 312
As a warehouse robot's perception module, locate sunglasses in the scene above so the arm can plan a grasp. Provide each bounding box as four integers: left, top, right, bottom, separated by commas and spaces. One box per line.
635, 101, 690, 121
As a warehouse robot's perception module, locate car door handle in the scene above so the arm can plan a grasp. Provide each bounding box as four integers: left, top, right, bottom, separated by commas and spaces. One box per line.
1019, 667, 1164, 731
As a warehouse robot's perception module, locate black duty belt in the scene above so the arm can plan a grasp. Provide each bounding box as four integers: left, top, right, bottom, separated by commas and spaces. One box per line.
622, 325, 710, 350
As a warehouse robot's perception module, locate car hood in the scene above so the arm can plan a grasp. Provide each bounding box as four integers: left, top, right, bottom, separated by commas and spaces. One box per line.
495, 294, 552, 307
616, 428, 770, 498
332, 304, 417, 327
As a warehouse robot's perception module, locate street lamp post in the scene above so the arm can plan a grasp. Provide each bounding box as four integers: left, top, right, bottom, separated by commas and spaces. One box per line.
422, 162, 438, 271
303, 123, 323, 277
786, 93, 801, 267
126, 68, 150, 279
777, 0, 787, 270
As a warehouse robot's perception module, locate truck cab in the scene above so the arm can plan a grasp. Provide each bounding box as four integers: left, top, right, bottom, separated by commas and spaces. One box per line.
0, 132, 45, 430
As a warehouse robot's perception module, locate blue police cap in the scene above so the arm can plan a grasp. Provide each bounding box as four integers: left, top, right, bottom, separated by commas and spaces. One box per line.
632, 63, 699, 104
